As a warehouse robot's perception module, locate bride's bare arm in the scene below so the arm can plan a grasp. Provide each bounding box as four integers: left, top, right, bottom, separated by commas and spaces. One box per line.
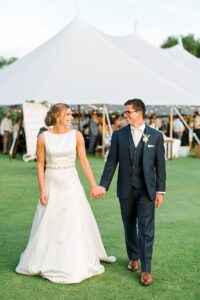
37, 134, 47, 205
76, 131, 97, 189
76, 131, 106, 199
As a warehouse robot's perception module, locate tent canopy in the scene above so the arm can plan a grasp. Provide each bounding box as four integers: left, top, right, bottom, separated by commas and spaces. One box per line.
100, 31, 200, 100
164, 44, 200, 77
0, 18, 198, 106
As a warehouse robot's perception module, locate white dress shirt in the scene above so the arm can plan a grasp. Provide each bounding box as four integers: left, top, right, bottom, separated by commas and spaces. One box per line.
131, 123, 145, 147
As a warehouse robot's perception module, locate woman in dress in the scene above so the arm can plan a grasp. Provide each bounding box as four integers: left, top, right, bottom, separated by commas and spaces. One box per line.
16, 103, 115, 284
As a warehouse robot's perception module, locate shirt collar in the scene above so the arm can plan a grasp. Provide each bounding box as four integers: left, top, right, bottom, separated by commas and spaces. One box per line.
131, 123, 145, 132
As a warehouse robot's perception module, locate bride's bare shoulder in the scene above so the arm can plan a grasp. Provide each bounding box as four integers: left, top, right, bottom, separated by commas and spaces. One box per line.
37, 132, 45, 148
76, 130, 83, 137
76, 130, 85, 143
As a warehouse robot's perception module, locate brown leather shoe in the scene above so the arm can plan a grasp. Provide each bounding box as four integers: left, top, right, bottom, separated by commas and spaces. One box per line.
140, 272, 153, 286
127, 260, 139, 272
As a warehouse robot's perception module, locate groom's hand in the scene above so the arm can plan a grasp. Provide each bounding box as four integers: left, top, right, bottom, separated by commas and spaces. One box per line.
155, 194, 164, 208
91, 186, 106, 199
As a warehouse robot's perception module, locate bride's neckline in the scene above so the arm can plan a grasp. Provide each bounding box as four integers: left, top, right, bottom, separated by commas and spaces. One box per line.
47, 129, 73, 135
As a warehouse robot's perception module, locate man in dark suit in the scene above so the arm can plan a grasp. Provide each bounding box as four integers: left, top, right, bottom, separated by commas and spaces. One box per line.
93, 99, 166, 286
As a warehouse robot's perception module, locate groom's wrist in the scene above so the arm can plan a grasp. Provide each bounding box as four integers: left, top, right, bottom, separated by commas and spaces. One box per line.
99, 185, 106, 191
157, 191, 165, 195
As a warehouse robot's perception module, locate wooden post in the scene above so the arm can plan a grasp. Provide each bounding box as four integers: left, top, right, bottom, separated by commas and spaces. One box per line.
102, 105, 105, 158
77, 105, 81, 131
169, 106, 173, 159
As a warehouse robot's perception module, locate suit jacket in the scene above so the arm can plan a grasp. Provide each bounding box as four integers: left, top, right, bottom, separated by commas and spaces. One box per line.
100, 124, 166, 201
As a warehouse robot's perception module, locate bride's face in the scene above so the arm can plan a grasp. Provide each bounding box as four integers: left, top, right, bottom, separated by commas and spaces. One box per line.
57, 108, 73, 127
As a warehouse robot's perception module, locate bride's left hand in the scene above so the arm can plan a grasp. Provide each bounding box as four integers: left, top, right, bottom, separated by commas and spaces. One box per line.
40, 192, 48, 206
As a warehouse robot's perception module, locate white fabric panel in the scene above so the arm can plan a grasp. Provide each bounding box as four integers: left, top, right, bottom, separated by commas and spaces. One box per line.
100, 32, 200, 104
23, 103, 49, 155
0, 18, 198, 105
164, 45, 200, 77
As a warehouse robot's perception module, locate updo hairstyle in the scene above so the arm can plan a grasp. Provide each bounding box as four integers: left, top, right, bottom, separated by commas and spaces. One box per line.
45, 103, 70, 126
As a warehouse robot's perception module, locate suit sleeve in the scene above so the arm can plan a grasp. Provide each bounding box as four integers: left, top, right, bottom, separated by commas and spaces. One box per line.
100, 131, 118, 190
155, 133, 166, 192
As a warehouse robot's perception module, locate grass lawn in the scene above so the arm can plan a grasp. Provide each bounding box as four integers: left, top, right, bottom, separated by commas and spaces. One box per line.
0, 153, 200, 300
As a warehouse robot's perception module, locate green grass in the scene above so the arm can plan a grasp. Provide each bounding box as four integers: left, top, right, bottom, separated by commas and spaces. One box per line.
0, 153, 200, 300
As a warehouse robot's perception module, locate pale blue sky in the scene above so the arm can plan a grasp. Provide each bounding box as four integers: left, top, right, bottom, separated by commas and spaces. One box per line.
1, 0, 200, 57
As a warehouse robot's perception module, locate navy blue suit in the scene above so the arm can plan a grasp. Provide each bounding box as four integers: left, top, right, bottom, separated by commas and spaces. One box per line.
100, 124, 166, 272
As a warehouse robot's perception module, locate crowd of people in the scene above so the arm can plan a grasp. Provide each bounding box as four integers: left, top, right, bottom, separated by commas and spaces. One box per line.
80, 110, 200, 155
0, 110, 200, 155
0, 112, 24, 154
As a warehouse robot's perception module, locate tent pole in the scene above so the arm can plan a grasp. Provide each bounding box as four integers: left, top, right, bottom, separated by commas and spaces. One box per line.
9, 113, 23, 159
169, 106, 173, 159
77, 105, 81, 131
102, 105, 106, 158
104, 105, 113, 134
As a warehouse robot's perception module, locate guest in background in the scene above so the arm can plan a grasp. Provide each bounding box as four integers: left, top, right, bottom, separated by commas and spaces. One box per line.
149, 116, 158, 129
96, 114, 103, 147
112, 116, 121, 131
119, 115, 127, 127
193, 111, 200, 142
13, 117, 22, 139
88, 112, 99, 153
82, 122, 90, 150
37, 126, 48, 138
181, 116, 189, 146
0, 112, 13, 154
155, 116, 163, 130
173, 116, 184, 140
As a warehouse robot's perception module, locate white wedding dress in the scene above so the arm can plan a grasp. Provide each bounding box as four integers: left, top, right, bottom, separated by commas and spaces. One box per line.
16, 130, 115, 284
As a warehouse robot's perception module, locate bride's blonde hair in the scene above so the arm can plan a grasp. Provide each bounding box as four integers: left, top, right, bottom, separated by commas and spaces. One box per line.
45, 103, 70, 126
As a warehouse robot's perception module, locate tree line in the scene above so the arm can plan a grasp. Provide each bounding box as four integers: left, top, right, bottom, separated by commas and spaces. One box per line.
0, 56, 18, 69
161, 34, 200, 58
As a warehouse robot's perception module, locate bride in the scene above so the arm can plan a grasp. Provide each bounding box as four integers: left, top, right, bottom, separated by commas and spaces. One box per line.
16, 103, 116, 284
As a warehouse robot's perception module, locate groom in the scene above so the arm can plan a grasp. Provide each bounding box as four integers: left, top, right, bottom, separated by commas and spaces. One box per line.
94, 99, 166, 286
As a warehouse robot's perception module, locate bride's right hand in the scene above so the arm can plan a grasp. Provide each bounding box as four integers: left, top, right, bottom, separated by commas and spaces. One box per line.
40, 192, 48, 206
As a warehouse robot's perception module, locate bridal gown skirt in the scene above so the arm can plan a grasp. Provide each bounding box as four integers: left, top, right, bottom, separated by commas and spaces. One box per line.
16, 167, 115, 284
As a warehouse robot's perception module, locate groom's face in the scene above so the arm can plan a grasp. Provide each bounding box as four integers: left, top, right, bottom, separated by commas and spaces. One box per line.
124, 105, 139, 125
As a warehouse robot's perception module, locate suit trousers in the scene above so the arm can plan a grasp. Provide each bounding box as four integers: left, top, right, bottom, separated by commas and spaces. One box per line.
119, 186, 155, 272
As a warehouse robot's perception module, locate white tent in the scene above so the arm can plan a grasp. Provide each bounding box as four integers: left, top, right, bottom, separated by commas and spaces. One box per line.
164, 45, 200, 77
0, 18, 198, 106
99, 32, 200, 102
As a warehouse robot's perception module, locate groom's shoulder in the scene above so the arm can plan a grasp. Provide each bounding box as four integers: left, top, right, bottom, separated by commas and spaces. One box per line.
114, 125, 129, 135
146, 125, 163, 139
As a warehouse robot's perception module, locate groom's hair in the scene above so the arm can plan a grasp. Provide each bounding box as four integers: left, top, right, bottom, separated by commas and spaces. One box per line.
124, 98, 146, 118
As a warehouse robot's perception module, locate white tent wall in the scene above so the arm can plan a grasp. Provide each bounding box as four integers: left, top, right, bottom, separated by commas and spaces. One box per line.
23, 103, 49, 158
99, 31, 200, 102
0, 18, 198, 106
164, 45, 200, 77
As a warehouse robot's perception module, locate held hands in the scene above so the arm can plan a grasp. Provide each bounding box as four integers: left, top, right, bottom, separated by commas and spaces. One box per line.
90, 186, 106, 200
155, 193, 163, 208
40, 192, 48, 206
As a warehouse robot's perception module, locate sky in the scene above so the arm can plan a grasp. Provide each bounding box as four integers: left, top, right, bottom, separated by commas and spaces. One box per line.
0, 0, 200, 58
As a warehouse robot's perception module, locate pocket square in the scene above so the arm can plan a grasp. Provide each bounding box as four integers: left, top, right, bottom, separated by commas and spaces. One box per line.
147, 144, 155, 148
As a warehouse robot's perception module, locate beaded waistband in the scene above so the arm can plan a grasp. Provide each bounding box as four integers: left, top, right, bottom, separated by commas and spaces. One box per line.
46, 165, 75, 169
